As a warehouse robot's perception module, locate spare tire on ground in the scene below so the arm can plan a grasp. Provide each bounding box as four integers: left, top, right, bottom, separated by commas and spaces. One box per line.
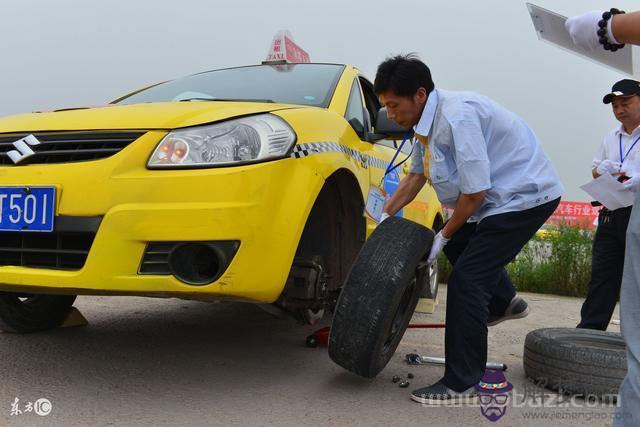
524, 327, 627, 400
328, 216, 434, 378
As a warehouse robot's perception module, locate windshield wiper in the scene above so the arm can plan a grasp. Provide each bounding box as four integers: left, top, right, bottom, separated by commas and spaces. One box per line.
178, 97, 275, 103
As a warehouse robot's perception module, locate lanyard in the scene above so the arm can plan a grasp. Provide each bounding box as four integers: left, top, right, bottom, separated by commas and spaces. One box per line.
380, 130, 415, 187
619, 134, 640, 164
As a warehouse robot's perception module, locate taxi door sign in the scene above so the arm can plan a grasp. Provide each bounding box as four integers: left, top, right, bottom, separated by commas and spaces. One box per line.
383, 168, 403, 218
265, 30, 310, 63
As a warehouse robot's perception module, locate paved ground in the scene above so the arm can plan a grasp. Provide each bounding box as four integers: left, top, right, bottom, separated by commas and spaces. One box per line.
0, 286, 624, 426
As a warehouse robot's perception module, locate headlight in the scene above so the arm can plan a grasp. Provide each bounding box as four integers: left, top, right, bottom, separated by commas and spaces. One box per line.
148, 114, 296, 168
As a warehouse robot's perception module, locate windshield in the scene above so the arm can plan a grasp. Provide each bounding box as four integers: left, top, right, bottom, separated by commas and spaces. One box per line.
114, 63, 345, 108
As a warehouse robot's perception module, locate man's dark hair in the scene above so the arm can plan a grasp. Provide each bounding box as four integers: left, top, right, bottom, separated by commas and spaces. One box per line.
373, 54, 434, 97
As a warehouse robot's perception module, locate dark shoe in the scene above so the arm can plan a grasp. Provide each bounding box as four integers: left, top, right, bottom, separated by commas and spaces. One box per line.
488, 294, 530, 327
410, 381, 478, 405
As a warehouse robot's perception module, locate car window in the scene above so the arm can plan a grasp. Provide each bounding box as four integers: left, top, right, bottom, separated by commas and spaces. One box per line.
345, 80, 366, 137
114, 64, 345, 108
359, 77, 380, 130
357, 76, 411, 153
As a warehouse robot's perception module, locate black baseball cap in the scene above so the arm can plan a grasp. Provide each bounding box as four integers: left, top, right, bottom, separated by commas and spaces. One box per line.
603, 79, 640, 104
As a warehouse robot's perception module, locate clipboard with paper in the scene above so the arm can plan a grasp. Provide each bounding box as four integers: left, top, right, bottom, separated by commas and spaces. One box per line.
526, 3, 640, 78
580, 174, 635, 210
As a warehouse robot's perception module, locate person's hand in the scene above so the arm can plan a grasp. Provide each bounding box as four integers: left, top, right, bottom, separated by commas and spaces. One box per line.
623, 175, 640, 192
379, 212, 390, 223
565, 10, 606, 51
597, 159, 623, 175
427, 231, 450, 264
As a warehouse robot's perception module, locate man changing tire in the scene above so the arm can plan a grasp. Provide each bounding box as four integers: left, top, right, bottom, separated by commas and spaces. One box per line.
374, 54, 564, 405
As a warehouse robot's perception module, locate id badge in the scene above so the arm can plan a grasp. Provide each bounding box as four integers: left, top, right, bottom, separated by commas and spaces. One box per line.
365, 185, 387, 223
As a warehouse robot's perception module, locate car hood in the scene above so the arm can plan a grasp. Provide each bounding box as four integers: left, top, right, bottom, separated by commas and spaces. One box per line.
0, 102, 301, 132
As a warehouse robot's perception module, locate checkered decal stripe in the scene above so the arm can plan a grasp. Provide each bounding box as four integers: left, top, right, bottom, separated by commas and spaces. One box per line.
290, 142, 388, 170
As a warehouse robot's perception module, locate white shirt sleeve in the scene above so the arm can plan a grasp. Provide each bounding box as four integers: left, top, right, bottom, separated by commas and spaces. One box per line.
408, 141, 425, 175
592, 135, 608, 170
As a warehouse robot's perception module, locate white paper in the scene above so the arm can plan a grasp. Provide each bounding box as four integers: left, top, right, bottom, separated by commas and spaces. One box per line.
527, 3, 639, 78
580, 174, 635, 210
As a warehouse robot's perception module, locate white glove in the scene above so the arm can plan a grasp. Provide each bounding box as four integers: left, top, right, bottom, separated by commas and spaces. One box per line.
427, 231, 450, 263
379, 212, 390, 223
596, 159, 623, 175
565, 10, 617, 51
623, 175, 640, 192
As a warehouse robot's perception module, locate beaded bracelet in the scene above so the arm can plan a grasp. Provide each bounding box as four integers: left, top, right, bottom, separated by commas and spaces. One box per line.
598, 8, 626, 52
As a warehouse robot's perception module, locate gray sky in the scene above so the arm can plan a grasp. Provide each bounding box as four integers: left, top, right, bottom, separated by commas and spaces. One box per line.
1, 0, 637, 200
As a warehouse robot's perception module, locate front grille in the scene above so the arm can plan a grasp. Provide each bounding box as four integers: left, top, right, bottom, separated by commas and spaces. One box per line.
0, 131, 145, 165
0, 216, 101, 270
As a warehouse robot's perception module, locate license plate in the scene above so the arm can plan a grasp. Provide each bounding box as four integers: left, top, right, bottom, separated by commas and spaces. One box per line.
0, 187, 56, 232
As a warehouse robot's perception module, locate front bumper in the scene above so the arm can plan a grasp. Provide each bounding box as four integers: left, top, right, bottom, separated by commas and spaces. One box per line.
0, 131, 324, 303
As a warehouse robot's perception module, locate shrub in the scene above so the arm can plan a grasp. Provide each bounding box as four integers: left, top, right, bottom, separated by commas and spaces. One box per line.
437, 225, 593, 297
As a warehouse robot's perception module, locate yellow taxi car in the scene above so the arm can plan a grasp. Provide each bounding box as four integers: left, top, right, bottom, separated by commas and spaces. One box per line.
0, 63, 442, 332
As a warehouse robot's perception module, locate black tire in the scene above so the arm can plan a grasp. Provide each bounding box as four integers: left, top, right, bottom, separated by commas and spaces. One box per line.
523, 328, 627, 399
328, 216, 434, 378
0, 292, 77, 333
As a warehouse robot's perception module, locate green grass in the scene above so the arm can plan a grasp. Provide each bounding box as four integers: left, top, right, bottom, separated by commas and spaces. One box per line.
438, 225, 593, 297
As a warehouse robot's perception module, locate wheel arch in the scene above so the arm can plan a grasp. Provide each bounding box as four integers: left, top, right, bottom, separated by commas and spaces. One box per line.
292, 167, 366, 291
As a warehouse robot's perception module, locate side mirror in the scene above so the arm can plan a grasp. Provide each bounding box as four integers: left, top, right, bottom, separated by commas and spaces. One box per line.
371, 107, 410, 141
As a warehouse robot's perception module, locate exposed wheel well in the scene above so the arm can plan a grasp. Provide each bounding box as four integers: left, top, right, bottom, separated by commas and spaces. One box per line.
277, 169, 366, 317
293, 169, 366, 291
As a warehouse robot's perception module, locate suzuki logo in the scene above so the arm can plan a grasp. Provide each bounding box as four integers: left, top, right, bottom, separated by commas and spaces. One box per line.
7, 135, 41, 164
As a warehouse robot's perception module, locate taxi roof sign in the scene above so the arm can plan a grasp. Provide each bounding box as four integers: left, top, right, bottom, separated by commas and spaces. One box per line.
264, 30, 310, 64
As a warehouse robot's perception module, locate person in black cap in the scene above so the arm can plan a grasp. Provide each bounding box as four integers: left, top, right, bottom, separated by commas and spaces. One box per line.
577, 79, 640, 331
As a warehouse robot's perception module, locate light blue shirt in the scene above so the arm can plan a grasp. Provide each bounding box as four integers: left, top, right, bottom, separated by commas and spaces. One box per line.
410, 89, 564, 221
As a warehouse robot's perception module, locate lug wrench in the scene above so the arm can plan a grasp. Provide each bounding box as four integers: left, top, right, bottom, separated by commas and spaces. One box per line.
405, 353, 507, 371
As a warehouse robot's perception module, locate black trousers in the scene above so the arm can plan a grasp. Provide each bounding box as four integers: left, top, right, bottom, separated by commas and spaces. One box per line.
577, 206, 632, 331
440, 198, 560, 392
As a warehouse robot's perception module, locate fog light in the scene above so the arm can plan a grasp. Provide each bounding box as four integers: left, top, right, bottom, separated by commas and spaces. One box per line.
168, 243, 223, 285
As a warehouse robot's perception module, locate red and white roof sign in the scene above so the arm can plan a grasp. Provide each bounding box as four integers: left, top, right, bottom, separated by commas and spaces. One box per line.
266, 30, 310, 63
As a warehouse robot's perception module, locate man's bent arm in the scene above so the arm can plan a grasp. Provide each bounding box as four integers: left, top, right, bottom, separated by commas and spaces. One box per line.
441, 191, 486, 239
